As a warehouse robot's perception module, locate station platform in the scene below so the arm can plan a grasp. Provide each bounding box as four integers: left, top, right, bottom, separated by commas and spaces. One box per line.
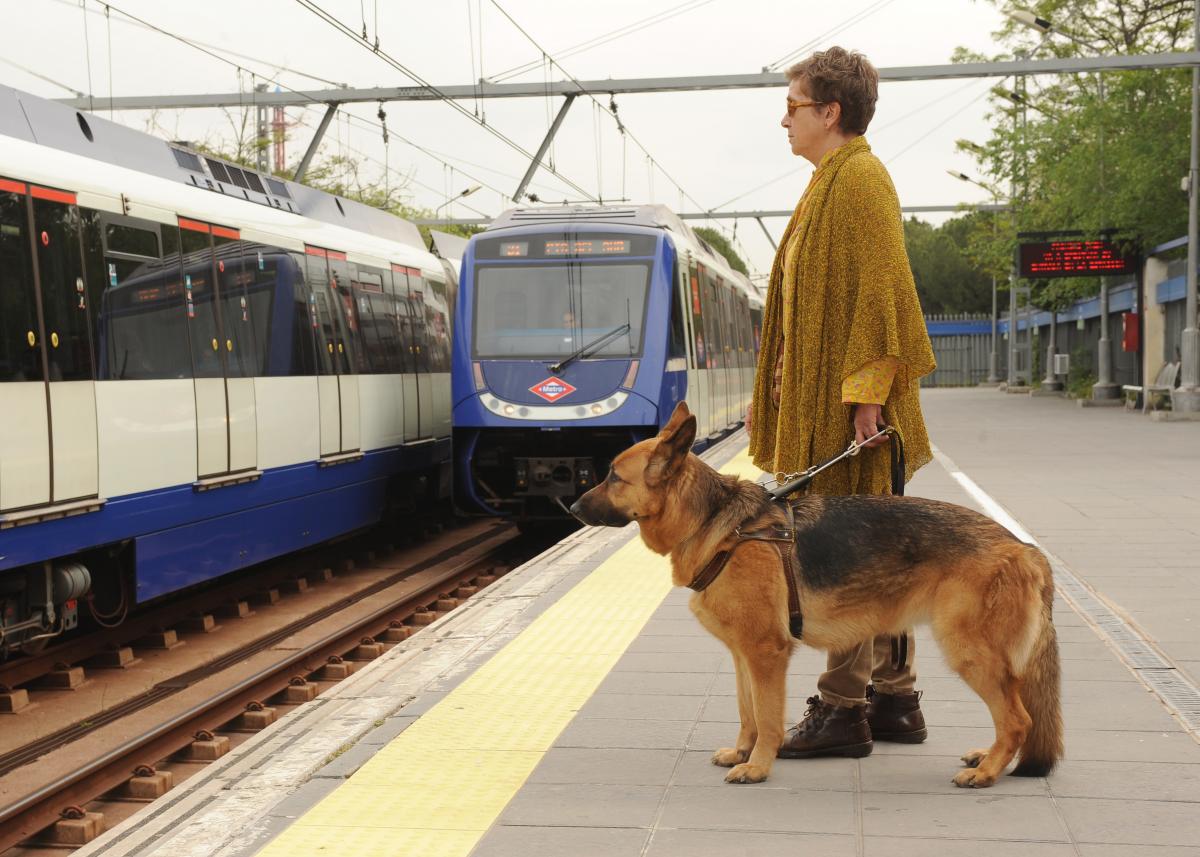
77, 388, 1200, 857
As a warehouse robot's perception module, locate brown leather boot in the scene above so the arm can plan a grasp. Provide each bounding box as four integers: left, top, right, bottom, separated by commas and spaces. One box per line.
777, 696, 873, 759
866, 686, 927, 743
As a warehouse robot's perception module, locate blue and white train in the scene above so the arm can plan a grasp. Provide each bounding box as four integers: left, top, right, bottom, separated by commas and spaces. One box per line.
452, 205, 761, 522
0, 85, 455, 655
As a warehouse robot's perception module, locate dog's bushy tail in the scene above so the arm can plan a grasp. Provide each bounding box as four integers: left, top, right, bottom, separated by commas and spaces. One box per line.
1012, 548, 1064, 777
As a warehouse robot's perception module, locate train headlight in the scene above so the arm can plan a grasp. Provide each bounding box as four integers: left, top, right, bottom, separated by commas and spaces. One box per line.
503, 404, 515, 416
590, 403, 603, 415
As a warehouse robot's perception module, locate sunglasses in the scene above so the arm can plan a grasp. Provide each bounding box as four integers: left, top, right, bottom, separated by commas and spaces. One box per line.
787, 98, 828, 116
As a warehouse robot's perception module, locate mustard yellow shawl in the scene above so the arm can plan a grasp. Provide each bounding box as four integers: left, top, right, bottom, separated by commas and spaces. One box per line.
749, 136, 936, 496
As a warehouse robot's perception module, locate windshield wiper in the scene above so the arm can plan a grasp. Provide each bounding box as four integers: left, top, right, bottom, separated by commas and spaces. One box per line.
549, 323, 631, 374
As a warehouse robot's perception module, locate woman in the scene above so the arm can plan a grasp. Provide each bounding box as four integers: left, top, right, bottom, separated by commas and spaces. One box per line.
747, 47, 937, 759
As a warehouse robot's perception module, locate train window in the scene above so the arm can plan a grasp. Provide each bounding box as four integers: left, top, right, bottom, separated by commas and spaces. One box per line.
214, 238, 269, 377
181, 226, 223, 379
327, 256, 360, 375
351, 265, 390, 374
32, 197, 93, 381
104, 223, 160, 259
0, 187, 41, 383
407, 268, 431, 373
426, 276, 453, 372
668, 259, 687, 359
689, 265, 705, 368
472, 263, 649, 359
304, 252, 334, 375
287, 252, 319, 377
381, 267, 409, 373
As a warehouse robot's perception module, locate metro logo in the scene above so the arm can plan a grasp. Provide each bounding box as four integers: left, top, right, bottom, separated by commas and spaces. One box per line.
529, 376, 576, 403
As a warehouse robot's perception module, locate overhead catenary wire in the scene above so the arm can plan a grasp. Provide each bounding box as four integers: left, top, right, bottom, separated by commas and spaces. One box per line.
49, 0, 349, 88
0, 56, 84, 97
485, 0, 756, 270
764, 0, 899, 72
487, 0, 720, 83
293, 0, 596, 202
48, 0, 513, 213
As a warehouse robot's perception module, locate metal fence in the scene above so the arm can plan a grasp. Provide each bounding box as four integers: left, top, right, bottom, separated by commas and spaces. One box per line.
922, 314, 996, 387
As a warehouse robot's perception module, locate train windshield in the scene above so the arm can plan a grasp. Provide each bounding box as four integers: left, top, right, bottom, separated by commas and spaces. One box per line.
473, 263, 648, 358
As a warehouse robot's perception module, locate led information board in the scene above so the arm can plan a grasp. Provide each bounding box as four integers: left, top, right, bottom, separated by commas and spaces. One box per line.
1018, 239, 1135, 278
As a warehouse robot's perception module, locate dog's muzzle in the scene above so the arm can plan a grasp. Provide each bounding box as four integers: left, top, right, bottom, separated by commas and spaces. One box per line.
569, 495, 632, 528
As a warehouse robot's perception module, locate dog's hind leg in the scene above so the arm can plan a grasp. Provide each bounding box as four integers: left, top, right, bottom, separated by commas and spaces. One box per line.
950, 667, 1031, 788
712, 653, 755, 768
725, 640, 790, 784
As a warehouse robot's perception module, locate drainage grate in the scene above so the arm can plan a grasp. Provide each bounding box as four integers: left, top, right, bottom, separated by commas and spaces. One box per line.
1049, 552, 1200, 734
933, 446, 1200, 739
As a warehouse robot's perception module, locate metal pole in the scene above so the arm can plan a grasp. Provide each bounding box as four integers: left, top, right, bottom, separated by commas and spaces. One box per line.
1043, 308, 1062, 389
1176, 6, 1200, 412
294, 103, 338, 184
755, 217, 778, 251
513, 94, 576, 202
988, 272, 1000, 382
1093, 72, 1120, 398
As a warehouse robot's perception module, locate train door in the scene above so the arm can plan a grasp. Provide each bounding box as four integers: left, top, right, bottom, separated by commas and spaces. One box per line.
405, 266, 434, 439
304, 246, 359, 457
701, 268, 726, 434
179, 218, 259, 477
327, 254, 361, 452
0, 179, 98, 511
686, 261, 710, 438
425, 275, 453, 438
391, 264, 421, 441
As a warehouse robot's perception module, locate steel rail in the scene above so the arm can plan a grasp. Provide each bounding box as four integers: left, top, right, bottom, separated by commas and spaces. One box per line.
0, 525, 518, 852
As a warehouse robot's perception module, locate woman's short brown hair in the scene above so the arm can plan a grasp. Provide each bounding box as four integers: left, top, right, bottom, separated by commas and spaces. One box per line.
787, 47, 879, 135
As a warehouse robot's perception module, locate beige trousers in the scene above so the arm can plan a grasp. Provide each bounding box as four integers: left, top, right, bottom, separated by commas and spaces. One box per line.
817, 631, 917, 708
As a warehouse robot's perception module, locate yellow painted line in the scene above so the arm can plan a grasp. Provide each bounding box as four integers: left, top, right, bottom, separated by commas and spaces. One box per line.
257, 443, 756, 857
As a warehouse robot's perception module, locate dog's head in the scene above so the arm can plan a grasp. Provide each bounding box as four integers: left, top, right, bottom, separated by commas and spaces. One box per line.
569, 400, 697, 527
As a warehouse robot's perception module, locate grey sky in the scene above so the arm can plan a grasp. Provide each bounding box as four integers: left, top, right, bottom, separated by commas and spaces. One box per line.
6, 0, 1011, 275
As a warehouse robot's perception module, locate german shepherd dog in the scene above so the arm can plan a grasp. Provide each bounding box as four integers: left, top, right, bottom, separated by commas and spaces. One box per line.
570, 402, 1063, 788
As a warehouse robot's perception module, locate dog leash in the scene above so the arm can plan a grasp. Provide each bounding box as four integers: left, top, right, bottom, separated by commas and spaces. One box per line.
768, 426, 905, 500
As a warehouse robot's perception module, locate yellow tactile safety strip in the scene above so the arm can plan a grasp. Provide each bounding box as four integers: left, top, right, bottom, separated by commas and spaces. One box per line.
257, 445, 759, 857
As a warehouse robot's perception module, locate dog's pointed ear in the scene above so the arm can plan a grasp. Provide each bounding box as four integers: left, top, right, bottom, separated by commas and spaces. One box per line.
657, 400, 691, 439
646, 405, 696, 485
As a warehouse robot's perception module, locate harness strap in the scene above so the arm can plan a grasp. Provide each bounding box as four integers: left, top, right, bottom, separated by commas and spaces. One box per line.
689, 550, 732, 594
687, 503, 804, 640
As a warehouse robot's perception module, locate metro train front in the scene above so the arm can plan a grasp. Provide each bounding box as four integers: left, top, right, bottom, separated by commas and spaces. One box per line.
452, 205, 760, 522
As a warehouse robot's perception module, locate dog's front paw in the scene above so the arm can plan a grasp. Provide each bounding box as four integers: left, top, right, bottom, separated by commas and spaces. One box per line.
960, 749, 988, 768
711, 747, 749, 767
952, 768, 996, 788
725, 762, 770, 784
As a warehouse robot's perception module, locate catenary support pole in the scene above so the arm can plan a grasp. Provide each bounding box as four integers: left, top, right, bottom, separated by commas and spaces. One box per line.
755, 217, 778, 251
294, 103, 338, 184
513, 95, 576, 202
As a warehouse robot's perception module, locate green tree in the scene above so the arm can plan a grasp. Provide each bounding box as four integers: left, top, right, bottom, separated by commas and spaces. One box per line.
955, 0, 1191, 309
905, 215, 994, 314
693, 227, 750, 276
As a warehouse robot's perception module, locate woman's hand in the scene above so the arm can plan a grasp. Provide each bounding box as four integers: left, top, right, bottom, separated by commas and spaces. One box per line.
851, 403, 888, 448
745, 403, 753, 436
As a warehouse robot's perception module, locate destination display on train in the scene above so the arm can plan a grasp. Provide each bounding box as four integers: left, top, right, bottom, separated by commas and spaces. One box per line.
1018, 239, 1135, 278
478, 234, 653, 259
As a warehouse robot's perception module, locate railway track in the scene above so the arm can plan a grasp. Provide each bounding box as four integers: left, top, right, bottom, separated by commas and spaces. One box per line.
0, 519, 550, 854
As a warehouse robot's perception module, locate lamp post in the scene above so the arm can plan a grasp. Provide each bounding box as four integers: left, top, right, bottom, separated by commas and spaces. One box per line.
948, 166, 1003, 384
1179, 8, 1200, 412
434, 184, 483, 218
1008, 8, 1120, 399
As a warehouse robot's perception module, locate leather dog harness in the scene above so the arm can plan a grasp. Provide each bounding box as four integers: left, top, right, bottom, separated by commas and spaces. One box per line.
688, 501, 805, 637
687, 428, 907, 652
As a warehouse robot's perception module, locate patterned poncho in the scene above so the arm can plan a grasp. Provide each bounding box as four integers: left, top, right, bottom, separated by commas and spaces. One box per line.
748, 136, 936, 496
